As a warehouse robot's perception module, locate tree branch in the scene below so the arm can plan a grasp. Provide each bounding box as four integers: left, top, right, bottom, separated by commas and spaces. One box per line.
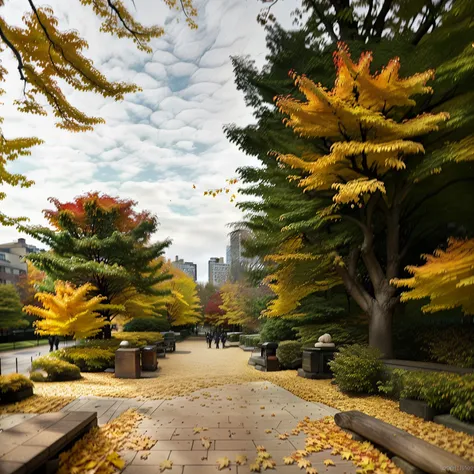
362, 0, 374, 40
373, 0, 394, 39
307, 0, 339, 43
0, 21, 27, 92
107, 0, 145, 47
412, 0, 448, 46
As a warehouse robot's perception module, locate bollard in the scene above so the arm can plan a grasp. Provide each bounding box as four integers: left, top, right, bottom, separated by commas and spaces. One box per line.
0, 357, 2, 375
16, 358, 18, 373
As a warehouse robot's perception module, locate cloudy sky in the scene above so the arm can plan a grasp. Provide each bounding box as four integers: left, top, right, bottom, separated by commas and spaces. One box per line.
1, 0, 298, 282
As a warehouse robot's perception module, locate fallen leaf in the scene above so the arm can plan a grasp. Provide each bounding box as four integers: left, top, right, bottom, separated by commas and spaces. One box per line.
323, 459, 335, 466
279, 433, 289, 440
256, 445, 266, 452
341, 451, 352, 460
265, 429, 272, 434
260, 406, 265, 410
160, 459, 173, 472
140, 452, 149, 460
217, 456, 230, 470
106, 452, 125, 469
193, 427, 202, 434
306, 468, 318, 474
250, 461, 261, 472
200, 437, 212, 450
298, 458, 311, 469
261, 459, 276, 470
236, 454, 247, 465
283, 456, 295, 465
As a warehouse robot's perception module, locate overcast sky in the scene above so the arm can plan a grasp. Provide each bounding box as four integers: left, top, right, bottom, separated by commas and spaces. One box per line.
0, 0, 298, 282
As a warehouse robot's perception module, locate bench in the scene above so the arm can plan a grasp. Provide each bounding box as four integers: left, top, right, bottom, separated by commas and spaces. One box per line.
0, 411, 97, 474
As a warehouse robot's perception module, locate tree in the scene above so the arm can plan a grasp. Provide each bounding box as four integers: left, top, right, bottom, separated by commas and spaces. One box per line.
0, 1, 197, 226
203, 291, 225, 326
393, 238, 474, 315
26, 192, 172, 338
197, 282, 218, 314
0, 284, 24, 329
158, 261, 202, 327
227, 1, 474, 357
23, 281, 107, 339
16, 261, 46, 307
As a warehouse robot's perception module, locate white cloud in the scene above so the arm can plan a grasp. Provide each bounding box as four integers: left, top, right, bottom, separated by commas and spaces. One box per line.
0, 0, 299, 281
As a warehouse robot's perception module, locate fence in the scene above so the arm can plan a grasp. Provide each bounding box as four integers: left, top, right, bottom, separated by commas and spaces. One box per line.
0, 352, 43, 376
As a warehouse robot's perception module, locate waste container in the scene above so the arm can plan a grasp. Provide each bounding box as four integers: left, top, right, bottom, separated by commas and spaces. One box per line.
142, 345, 158, 371
115, 348, 141, 378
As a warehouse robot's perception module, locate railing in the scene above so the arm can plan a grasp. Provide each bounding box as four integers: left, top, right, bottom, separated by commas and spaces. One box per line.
0, 352, 42, 376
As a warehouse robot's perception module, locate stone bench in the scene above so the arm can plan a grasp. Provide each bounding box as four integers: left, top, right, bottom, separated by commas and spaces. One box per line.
0, 411, 97, 474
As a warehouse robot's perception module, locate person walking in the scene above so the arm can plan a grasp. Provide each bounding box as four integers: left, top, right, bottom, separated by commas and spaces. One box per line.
214, 332, 220, 349
206, 332, 212, 349
54, 335, 60, 351
221, 332, 227, 349
48, 335, 54, 352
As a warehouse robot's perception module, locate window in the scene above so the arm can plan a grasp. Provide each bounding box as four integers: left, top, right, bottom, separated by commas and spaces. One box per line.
0, 254, 5, 261
12, 269, 20, 275
4, 267, 11, 274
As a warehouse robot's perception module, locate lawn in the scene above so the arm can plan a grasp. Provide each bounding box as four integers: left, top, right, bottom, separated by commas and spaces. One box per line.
0, 339, 48, 352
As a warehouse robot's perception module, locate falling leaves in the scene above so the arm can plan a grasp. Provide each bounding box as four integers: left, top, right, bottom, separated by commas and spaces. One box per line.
217, 456, 230, 470
160, 459, 173, 472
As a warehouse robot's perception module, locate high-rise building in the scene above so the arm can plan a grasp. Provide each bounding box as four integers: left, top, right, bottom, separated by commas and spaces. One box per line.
208, 257, 230, 287
173, 256, 197, 281
228, 229, 259, 281
0, 238, 43, 285
226, 245, 231, 265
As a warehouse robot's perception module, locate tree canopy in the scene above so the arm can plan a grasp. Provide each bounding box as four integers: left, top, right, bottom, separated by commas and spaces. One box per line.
26, 192, 172, 337
0, 284, 25, 329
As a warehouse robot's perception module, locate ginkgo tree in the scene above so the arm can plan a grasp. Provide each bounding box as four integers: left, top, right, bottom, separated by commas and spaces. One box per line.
263, 44, 474, 356
23, 281, 107, 339
393, 238, 474, 316
0, 0, 197, 225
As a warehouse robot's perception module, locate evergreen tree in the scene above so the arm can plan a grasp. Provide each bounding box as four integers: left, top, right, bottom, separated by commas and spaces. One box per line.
0, 284, 24, 329
227, 0, 474, 356
26, 192, 172, 338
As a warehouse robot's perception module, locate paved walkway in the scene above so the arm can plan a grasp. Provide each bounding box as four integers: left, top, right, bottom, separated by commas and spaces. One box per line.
60, 382, 356, 473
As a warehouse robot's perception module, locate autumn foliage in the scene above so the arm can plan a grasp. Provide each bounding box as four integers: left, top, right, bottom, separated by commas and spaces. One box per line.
24, 281, 107, 339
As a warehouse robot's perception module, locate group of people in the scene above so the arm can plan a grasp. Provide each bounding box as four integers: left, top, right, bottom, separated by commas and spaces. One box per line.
206, 331, 227, 349
48, 335, 60, 352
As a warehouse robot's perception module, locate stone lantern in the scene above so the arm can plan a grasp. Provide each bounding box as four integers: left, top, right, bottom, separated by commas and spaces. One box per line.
297, 334, 337, 379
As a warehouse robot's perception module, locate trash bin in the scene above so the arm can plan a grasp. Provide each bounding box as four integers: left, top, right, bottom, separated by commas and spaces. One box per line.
142, 345, 158, 371
115, 348, 141, 379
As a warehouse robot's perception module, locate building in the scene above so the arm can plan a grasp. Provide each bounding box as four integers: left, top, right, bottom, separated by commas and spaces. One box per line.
226, 245, 231, 265
228, 229, 259, 281
0, 238, 41, 285
208, 257, 230, 287
173, 256, 197, 281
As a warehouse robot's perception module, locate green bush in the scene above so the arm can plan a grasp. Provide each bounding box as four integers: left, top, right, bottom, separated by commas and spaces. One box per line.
53, 347, 115, 372
260, 319, 297, 343
296, 323, 368, 348
113, 331, 163, 348
30, 356, 81, 382
377, 368, 406, 399
329, 344, 383, 394
0, 374, 33, 396
123, 317, 170, 333
377, 369, 474, 422
239, 334, 260, 347
276, 341, 303, 369
79, 339, 121, 350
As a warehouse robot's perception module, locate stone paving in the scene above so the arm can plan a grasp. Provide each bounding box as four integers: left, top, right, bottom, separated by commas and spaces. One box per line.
59, 381, 357, 473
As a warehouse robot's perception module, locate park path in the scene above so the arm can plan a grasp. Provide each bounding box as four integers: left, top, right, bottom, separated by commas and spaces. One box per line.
0, 340, 76, 376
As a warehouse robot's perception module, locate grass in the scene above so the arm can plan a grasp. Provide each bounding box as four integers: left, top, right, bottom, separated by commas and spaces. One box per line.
0, 339, 49, 352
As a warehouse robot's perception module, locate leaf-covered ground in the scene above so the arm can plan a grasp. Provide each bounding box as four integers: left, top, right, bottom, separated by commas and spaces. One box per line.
1, 339, 473, 463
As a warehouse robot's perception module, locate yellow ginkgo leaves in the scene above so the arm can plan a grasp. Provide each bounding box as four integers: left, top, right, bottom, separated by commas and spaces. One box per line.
217, 456, 230, 470
160, 459, 173, 472
236, 454, 248, 465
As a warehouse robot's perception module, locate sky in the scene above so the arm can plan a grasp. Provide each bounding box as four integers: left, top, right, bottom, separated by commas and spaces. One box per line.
0, 0, 299, 282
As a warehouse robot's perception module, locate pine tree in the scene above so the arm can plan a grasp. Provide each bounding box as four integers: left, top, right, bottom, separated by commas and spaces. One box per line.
0, 1, 197, 226
26, 192, 172, 338
24, 281, 107, 339
0, 284, 24, 329
227, 0, 474, 356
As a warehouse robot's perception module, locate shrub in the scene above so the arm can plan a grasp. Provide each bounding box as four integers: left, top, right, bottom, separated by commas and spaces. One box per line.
276, 341, 303, 369
0, 374, 33, 396
79, 339, 121, 350
113, 331, 163, 348
329, 344, 383, 394
377, 369, 474, 422
227, 333, 242, 343
239, 334, 260, 347
376, 368, 406, 399
260, 319, 297, 343
123, 317, 170, 333
30, 356, 81, 382
53, 347, 114, 372
297, 323, 368, 348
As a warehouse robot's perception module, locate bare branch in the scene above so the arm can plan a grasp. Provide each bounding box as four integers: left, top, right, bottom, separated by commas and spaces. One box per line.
0, 21, 27, 92
373, 0, 394, 39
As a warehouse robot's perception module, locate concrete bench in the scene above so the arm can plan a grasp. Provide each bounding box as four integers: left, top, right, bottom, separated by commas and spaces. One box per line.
0, 411, 97, 474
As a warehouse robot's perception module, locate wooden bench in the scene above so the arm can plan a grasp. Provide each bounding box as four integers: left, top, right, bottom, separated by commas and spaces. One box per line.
0, 411, 97, 474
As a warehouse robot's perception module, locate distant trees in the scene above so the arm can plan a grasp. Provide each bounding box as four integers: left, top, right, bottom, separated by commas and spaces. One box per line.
0, 285, 25, 329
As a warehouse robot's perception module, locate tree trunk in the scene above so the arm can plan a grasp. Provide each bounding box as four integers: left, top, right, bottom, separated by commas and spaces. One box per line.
102, 322, 112, 339
368, 301, 394, 358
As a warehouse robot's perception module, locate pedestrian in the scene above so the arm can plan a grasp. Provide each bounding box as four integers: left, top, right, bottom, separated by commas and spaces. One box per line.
214, 332, 220, 349
221, 332, 227, 349
54, 335, 60, 351
48, 335, 54, 352
206, 332, 212, 349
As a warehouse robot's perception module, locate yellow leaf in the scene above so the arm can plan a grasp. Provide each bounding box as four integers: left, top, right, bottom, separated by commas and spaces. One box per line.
323, 459, 335, 466
260, 406, 265, 410
160, 459, 173, 472
106, 452, 125, 469
256, 445, 266, 452
200, 437, 212, 450
217, 456, 230, 470
298, 458, 311, 468
261, 459, 276, 470
306, 468, 318, 474
236, 454, 247, 465
265, 429, 272, 434
279, 433, 289, 440
283, 456, 295, 465
193, 426, 202, 434
341, 451, 352, 460
250, 461, 261, 472
258, 451, 271, 460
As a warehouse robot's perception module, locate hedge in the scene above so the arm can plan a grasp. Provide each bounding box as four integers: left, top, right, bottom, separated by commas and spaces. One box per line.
239, 334, 260, 347
227, 333, 242, 343
30, 356, 81, 382
53, 347, 115, 372
0, 374, 33, 397
260, 319, 297, 343
123, 317, 170, 333
276, 341, 302, 369
113, 331, 163, 348
378, 369, 474, 422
